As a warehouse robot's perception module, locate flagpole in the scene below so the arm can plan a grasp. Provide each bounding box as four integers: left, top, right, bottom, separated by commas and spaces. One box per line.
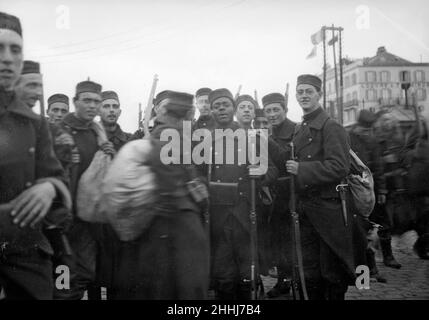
338, 27, 344, 125
322, 26, 327, 111
331, 25, 341, 124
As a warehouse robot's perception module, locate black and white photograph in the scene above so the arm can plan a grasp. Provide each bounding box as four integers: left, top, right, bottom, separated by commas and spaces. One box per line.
0, 0, 428, 310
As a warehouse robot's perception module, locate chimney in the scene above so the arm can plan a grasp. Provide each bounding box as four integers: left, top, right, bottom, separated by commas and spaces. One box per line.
377, 46, 386, 55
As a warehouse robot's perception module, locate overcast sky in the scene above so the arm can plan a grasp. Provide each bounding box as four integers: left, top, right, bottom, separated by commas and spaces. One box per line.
3, 0, 429, 132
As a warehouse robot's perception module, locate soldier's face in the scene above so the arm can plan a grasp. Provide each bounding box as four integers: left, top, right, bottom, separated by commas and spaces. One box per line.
14, 73, 43, 108
47, 102, 69, 124
211, 97, 234, 126
236, 101, 255, 126
74, 92, 101, 122
196, 95, 211, 117
264, 103, 286, 126
296, 84, 321, 112
0, 29, 23, 90
100, 98, 121, 125
254, 116, 270, 130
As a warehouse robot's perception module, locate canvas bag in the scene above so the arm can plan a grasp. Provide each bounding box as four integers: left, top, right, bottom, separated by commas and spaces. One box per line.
76, 121, 112, 222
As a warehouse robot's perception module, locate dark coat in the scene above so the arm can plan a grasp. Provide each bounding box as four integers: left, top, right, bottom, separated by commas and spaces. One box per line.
105, 124, 132, 151
0, 91, 70, 299
192, 115, 216, 132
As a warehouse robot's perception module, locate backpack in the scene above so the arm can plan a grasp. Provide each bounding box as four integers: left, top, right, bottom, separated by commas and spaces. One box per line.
347, 149, 376, 218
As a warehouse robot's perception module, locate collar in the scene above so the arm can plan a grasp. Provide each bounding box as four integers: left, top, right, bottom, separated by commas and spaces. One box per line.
214, 120, 241, 131
0, 89, 40, 120
302, 107, 329, 130
198, 115, 213, 122
107, 124, 129, 141
62, 113, 95, 130
272, 118, 295, 139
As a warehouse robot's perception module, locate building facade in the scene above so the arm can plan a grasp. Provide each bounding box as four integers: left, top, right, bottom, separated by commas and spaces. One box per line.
322, 46, 429, 127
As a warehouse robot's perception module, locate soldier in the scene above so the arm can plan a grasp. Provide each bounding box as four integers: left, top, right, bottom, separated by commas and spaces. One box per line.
193, 87, 215, 131
14, 60, 42, 109
55, 80, 115, 299
98, 90, 132, 298
0, 11, 71, 300
99, 90, 132, 151
235, 94, 257, 130
203, 88, 274, 300
47, 94, 69, 125
110, 90, 209, 299
262, 92, 296, 298
349, 110, 391, 281
253, 108, 271, 133
281, 74, 361, 299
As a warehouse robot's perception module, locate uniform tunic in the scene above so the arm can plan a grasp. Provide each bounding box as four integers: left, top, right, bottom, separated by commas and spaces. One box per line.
0, 90, 68, 299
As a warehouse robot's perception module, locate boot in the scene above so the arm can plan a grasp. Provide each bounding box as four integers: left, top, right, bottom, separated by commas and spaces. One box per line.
266, 278, 291, 298
413, 234, 429, 260
366, 248, 387, 283
380, 238, 401, 269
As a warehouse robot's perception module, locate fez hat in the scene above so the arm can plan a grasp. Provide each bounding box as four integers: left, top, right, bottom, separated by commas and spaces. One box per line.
75, 80, 102, 95
358, 109, 377, 128
48, 94, 69, 107
101, 90, 119, 103
0, 12, 22, 36
154, 90, 194, 117
21, 61, 40, 75
208, 88, 235, 107
236, 94, 258, 108
255, 108, 266, 118
297, 74, 322, 91
195, 87, 212, 98
262, 93, 286, 109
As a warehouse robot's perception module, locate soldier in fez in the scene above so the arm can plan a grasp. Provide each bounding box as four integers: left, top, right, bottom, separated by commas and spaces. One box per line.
235, 94, 257, 130
0, 11, 71, 300
193, 87, 215, 131
47, 94, 69, 125
14, 60, 42, 109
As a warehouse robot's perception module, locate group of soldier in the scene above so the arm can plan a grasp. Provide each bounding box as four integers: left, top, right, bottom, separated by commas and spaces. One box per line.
1, 11, 428, 301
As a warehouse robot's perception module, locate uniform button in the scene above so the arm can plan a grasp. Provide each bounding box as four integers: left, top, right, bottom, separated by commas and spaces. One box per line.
308, 138, 312, 142
304, 184, 309, 188
72, 131, 77, 135
217, 180, 221, 183
238, 177, 242, 181
307, 155, 312, 159
239, 192, 243, 196
28, 147, 35, 153
25, 182, 32, 188
303, 122, 307, 126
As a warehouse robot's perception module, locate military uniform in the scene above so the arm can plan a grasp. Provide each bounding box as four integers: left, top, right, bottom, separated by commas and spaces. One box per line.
0, 89, 70, 299
192, 114, 216, 132
110, 91, 209, 299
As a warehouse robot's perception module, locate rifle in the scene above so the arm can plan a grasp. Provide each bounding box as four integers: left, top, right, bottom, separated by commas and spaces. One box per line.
138, 102, 142, 130
285, 83, 290, 109
235, 84, 242, 100
143, 74, 159, 138
40, 73, 46, 117
289, 142, 309, 300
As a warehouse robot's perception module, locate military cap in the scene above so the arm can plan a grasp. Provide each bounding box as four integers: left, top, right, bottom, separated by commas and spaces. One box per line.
236, 94, 258, 108
75, 80, 102, 95
195, 87, 212, 98
0, 12, 22, 36
21, 60, 40, 75
358, 109, 377, 128
262, 93, 286, 109
297, 74, 322, 91
48, 94, 69, 106
102, 90, 119, 103
208, 88, 235, 107
255, 108, 266, 118
154, 90, 194, 117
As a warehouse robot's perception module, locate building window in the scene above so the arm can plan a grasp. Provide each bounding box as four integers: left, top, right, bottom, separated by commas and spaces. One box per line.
380, 71, 390, 82
366, 89, 377, 101
416, 88, 427, 101
366, 71, 376, 82
352, 73, 357, 85
399, 70, 411, 82
344, 76, 350, 88
415, 70, 425, 82
381, 88, 391, 100
352, 91, 358, 100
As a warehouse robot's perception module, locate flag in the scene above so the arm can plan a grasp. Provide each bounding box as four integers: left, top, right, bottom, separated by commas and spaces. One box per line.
306, 46, 317, 59
328, 35, 339, 46
311, 28, 324, 45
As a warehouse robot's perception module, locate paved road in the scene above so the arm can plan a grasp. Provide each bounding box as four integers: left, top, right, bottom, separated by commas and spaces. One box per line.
261, 231, 429, 300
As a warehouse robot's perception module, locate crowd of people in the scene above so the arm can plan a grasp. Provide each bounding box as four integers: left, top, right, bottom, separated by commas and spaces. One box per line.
1, 11, 428, 300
